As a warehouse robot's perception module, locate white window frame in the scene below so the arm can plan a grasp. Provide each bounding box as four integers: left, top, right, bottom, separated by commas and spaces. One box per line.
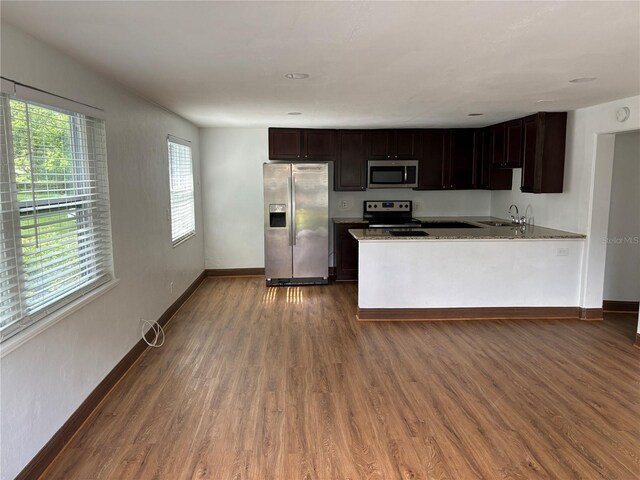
0, 78, 114, 343
167, 135, 195, 246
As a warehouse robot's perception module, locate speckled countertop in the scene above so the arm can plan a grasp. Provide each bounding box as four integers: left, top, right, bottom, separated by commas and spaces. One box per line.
332, 217, 368, 224
342, 216, 586, 241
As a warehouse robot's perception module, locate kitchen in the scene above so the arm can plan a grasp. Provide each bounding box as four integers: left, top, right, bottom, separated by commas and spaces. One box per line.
204, 98, 637, 318
263, 118, 591, 319
1, 2, 639, 479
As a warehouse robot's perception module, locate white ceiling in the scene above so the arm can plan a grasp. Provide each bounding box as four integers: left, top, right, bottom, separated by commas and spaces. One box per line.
2, 1, 639, 128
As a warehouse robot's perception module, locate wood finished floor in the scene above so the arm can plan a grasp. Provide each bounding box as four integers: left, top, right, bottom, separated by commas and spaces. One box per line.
43, 277, 640, 480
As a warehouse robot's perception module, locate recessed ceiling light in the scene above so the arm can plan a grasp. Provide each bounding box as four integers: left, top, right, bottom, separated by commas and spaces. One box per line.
569, 77, 597, 83
285, 73, 310, 80
467, 113, 483, 116
287, 112, 302, 115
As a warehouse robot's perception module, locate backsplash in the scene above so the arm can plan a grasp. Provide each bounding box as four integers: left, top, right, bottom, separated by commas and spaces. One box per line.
330, 188, 492, 218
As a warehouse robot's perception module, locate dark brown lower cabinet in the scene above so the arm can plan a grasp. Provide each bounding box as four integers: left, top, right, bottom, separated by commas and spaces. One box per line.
334, 222, 366, 281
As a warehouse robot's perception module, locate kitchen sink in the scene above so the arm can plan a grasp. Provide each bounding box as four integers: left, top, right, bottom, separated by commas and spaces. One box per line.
478, 221, 512, 227
420, 221, 483, 229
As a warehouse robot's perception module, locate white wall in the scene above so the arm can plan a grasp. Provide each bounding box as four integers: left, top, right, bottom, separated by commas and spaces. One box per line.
0, 23, 204, 480
201, 128, 267, 269
200, 127, 492, 269
603, 131, 640, 301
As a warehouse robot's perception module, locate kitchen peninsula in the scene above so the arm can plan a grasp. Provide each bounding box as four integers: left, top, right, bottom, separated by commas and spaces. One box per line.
349, 217, 587, 320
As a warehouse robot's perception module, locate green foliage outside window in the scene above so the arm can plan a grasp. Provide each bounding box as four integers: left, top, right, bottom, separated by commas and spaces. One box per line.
10, 100, 81, 305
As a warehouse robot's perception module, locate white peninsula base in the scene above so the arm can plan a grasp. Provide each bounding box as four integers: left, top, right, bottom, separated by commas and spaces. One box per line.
357, 238, 588, 320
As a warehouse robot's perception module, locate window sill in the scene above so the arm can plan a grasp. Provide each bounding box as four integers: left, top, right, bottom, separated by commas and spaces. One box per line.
172, 232, 195, 248
0, 278, 120, 358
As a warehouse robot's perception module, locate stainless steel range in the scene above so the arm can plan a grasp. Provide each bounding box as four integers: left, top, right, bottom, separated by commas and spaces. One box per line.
363, 200, 423, 228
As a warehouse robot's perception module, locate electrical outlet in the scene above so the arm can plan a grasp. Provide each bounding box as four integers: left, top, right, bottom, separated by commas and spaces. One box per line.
557, 248, 569, 257
339, 200, 350, 210
414, 201, 421, 210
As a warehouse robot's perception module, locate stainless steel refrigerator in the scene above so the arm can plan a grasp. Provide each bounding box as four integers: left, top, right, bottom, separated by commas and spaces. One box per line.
263, 162, 329, 286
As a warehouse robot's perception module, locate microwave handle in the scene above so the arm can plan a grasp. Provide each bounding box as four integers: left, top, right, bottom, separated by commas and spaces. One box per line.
404, 168, 408, 183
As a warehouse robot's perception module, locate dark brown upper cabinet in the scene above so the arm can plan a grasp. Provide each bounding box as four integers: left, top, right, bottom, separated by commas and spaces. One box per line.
505, 119, 523, 168
334, 130, 367, 191
492, 119, 523, 168
416, 129, 448, 190
269, 128, 301, 160
268, 128, 335, 160
448, 129, 476, 189
417, 129, 478, 190
520, 112, 567, 193
369, 129, 421, 160
475, 128, 513, 190
270, 113, 566, 193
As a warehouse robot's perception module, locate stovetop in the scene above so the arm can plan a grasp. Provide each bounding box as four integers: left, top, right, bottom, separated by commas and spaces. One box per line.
366, 218, 423, 228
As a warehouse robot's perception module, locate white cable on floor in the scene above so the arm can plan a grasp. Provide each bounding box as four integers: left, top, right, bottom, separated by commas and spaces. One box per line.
141, 319, 165, 348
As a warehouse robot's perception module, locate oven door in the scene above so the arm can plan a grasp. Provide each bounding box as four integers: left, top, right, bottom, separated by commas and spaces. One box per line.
367, 160, 418, 188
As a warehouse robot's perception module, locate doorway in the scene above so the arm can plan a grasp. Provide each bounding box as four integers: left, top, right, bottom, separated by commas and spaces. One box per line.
602, 130, 640, 343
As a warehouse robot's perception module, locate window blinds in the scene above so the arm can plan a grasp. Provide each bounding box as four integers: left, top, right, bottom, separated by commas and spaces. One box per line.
0, 93, 113, 341
168, 139, 195, 245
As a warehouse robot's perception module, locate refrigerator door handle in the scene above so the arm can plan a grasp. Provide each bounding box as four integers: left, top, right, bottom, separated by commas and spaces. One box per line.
291, 176, 297, 245
287, 176, 293, 246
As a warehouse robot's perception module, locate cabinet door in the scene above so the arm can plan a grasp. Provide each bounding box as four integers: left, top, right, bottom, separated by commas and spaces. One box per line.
476, 128, 491, 188
449, 129, 475, 189
269, 128, 302, 160
491, 123, 506, 167
394, 130, 421, 159
521, 112, 567, 193
504, 119, 523, 167
303, 129, 335, 160
334, 222, 366, 281
417, 130, 448, 190
369, 130, 393, 159
520, 115, 538, 192
476, 128, 513, 190
335, 130, 367, 191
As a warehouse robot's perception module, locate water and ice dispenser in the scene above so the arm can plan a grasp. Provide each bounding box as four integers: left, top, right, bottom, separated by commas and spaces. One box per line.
269, 204, 286, 228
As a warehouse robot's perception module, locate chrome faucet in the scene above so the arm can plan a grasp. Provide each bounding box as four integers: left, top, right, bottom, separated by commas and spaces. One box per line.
509, 204, 526, 226
509, 204, 519, 223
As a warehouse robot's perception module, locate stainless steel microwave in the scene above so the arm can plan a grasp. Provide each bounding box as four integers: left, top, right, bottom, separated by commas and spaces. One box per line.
367, 160, 419, 189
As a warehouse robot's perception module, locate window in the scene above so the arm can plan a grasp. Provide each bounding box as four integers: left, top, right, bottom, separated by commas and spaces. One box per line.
167, 138, 195, 245
0, 91, 113, 341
